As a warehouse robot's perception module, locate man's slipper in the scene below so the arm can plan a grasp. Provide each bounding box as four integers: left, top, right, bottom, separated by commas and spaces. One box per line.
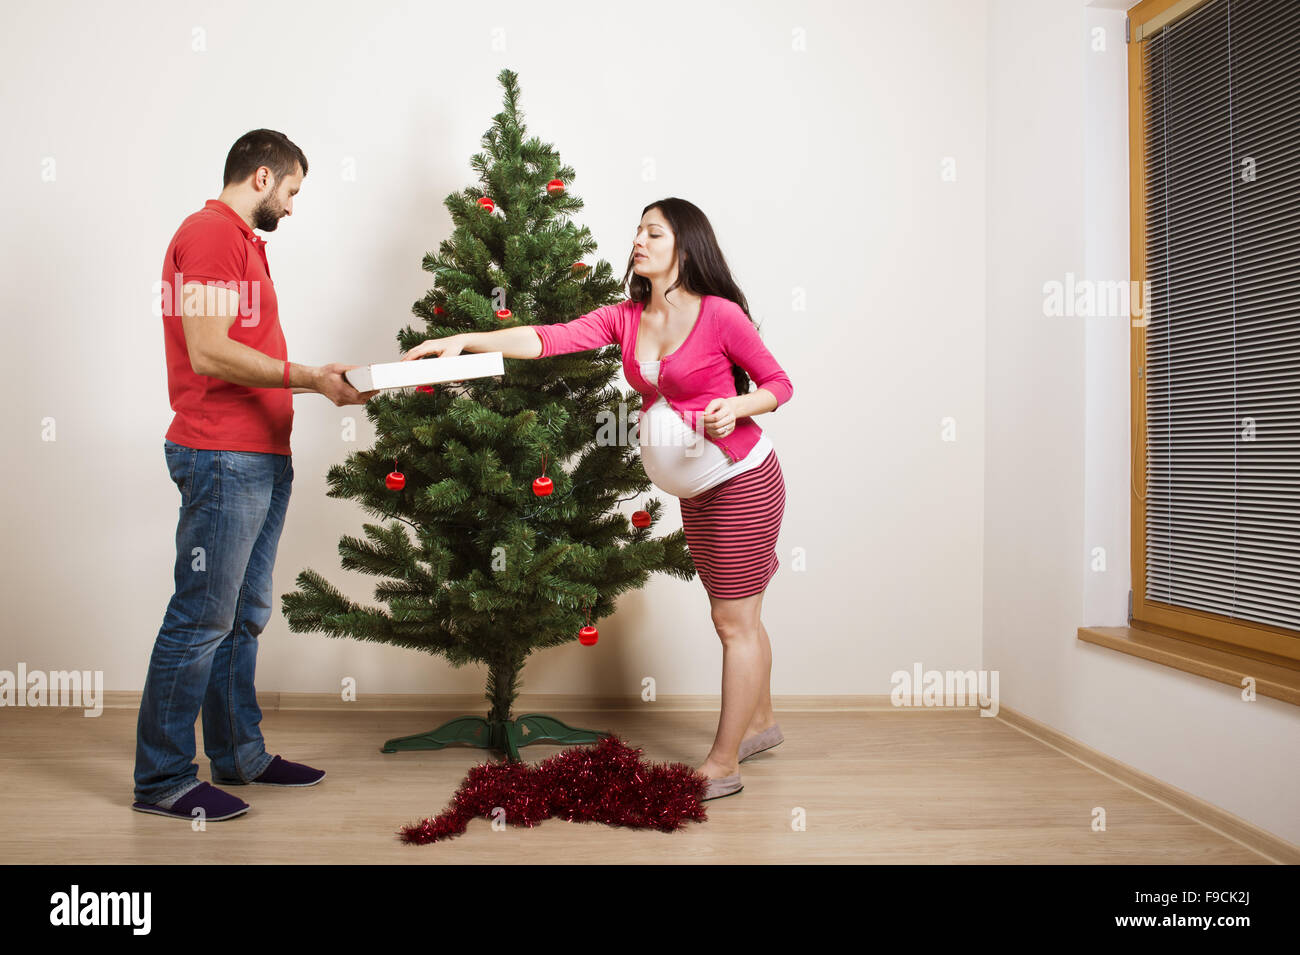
213, 755, 325, 787
132, 781, 249, 821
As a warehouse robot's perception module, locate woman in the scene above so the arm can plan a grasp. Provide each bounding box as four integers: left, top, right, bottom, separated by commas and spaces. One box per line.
401, 197, 792, 801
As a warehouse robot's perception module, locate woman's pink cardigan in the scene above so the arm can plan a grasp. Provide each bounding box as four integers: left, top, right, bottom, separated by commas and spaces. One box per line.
530, 294, 793, 463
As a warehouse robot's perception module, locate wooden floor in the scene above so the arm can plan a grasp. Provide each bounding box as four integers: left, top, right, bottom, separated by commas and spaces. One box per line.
0, 706, 1270, 863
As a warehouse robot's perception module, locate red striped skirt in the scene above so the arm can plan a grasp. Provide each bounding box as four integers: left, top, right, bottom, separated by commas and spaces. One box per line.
678, 448, 786, 599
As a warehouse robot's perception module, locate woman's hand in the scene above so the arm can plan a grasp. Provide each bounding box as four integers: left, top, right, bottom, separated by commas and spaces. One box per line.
401, 334, 466, 362
701, 397, 739, 438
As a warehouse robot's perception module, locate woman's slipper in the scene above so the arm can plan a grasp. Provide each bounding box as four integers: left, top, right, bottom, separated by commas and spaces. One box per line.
739, 723, 784, 762
702, 773, 743, 800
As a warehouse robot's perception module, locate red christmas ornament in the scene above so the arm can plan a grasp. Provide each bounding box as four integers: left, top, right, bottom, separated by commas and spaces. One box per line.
495, 308, 512, 321
631, 510, 651, 528
433, 305, 445, 316
532, 453, 552, 496
571, 261, 587, 271
477, 196, 495, 213
577, 602, 598, 646
386, 470, 405, 490
416, 385, 436, 394
546, 179, 565, 195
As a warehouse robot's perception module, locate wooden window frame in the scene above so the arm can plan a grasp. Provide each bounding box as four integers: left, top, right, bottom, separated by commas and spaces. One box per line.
1077, 0, 1300, 706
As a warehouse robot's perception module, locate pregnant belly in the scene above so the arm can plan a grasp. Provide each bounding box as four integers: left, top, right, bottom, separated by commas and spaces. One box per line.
638, 402, 731, 498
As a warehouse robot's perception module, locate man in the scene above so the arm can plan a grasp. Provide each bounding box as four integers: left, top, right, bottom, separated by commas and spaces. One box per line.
134, 129, 377, 821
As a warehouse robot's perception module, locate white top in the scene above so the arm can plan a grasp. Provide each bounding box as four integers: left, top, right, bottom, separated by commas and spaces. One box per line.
636, 360, 773, 499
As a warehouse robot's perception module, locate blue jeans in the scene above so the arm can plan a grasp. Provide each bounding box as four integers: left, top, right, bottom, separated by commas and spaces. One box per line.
133, 439, 293, 806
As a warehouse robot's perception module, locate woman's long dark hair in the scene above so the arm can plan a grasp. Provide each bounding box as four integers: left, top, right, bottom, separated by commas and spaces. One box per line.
622, 197, 755, 398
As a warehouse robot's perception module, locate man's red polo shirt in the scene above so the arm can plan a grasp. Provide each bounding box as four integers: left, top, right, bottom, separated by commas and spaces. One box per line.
160, 199, 292, 454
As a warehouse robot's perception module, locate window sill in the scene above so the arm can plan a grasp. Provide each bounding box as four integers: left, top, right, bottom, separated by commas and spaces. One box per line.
1077, 625, 1300, 706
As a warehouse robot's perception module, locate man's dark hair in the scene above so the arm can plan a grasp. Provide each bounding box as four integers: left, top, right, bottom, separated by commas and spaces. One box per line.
222, 129, 308, 187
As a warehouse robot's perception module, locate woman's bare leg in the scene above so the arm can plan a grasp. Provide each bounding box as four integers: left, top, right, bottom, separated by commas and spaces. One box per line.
697, 590, 764, 780
745, 618, 776, 737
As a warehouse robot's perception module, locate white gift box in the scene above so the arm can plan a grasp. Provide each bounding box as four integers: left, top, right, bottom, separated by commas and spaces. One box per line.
344, 352, 505, 392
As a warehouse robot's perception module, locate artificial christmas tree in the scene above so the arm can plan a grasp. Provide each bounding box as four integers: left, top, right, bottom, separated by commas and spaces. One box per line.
280, 68, 696, 761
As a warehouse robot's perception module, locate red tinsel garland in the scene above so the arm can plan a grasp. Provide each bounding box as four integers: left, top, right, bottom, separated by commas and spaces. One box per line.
398, 735, 711, 844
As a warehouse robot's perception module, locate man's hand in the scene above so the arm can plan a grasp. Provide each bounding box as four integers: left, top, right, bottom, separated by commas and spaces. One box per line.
315, 363, 379, 406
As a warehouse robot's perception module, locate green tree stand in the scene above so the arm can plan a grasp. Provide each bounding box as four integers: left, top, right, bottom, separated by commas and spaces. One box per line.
381, 714, 610, 762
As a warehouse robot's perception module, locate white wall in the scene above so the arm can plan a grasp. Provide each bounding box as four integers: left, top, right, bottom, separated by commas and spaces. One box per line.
0, 2, 986, 702
986, 0, 1300, 845
1083, 1, 1135, 629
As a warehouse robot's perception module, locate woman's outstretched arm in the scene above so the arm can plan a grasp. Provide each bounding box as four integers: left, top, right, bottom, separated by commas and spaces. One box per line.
401, 303, 623, 362
401, 325, 543, 361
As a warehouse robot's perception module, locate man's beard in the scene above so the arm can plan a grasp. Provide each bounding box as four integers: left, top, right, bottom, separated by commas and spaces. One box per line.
252, 194, 282, 231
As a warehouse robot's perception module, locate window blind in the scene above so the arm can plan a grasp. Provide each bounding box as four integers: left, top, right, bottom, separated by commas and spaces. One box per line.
1141, 0, 1300, 632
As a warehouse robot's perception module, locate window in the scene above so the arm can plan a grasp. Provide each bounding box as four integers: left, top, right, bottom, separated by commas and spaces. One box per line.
1080, 0, 1300, 700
